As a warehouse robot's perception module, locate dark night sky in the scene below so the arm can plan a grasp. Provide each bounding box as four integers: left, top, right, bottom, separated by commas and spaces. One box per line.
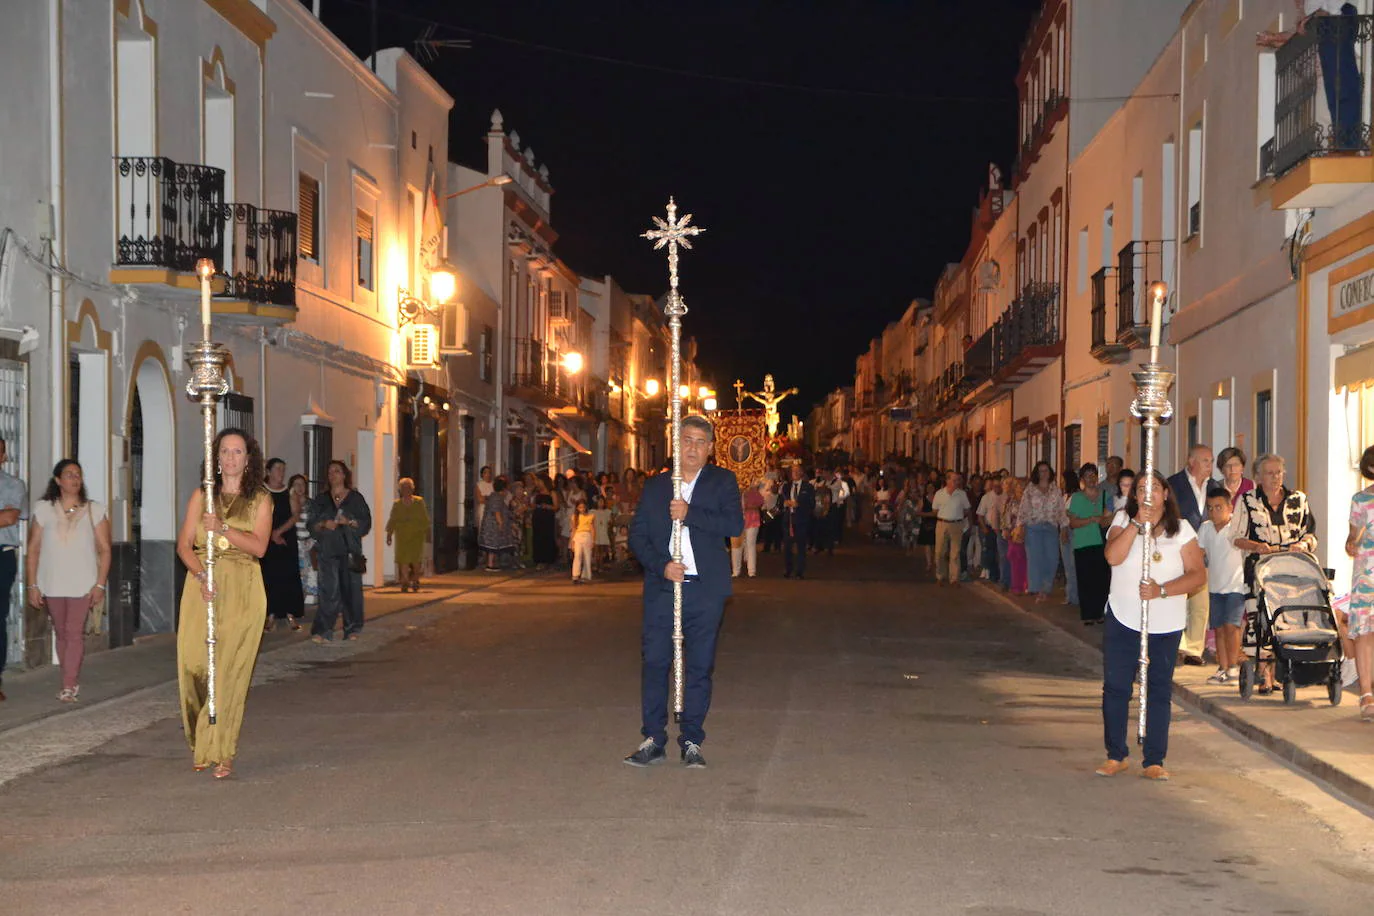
320, 0, 1042, 413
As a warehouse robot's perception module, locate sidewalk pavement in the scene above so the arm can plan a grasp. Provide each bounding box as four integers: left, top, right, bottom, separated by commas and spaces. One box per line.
974, 578, 1374, 809
0, 567, 532, 737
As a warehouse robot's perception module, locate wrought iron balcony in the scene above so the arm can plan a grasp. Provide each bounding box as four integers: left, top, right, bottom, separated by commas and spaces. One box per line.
1272, 12, 1373, 178
989, 282, 1061, 380
1116, 241, 1170, 349
114, 156, 225, 272
217, 204, 297, 309
507, 337, 572, 407
1089, 267, 1129, 363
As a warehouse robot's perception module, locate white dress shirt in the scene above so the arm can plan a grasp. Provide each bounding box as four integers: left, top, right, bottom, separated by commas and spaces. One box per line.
678, 473, 699, 576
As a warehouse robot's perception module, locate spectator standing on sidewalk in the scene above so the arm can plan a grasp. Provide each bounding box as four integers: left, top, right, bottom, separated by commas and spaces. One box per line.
261, 458, 304, 632
570, 499, 594, 584
1113, 468, 1136, 512
1067, 464, 1114, 624
975, 475, 1002, 584
1059, 470, 1080, 607
932, 471, 971, 586
479, 477, 515, 572
0, 437, 26, 702
26, 459, 109, 704
309, 460, 372, 643
1344, 445, 1374, 721
288, 474, 319, 608
828, 469, 851, 549
1216, 446, 1254, 507
1169, 444, 1216, 665
385, 477, 430, 593
1097, 470, 1206, 781
1004, 478, 1028, 594
1019, 462, 1067, 604
1200, 487, 1246, 685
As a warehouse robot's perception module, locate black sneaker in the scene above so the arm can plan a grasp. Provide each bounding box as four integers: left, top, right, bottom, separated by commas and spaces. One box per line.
623, 738, 666, 768
681, 741, 706, 769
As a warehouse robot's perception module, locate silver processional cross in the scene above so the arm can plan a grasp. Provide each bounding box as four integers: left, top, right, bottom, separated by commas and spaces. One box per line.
642, 197, 705, 721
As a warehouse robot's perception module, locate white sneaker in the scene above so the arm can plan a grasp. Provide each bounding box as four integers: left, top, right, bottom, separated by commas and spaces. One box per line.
1206, 669, 1229, 685
1343, 658, 1358, 687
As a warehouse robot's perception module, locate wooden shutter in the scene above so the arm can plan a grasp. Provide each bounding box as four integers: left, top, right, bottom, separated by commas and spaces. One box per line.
297, 173, 319, 260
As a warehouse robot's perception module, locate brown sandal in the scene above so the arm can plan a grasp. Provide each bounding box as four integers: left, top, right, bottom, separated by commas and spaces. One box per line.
213, 759, 233, 779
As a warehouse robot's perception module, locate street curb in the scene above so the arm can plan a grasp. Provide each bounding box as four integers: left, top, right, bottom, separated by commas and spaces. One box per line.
0, 571, 527, 739
971, 580, 1374, 810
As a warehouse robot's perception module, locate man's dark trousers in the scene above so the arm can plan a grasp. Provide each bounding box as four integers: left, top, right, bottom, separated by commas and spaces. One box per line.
641, 579, 725, 749
783, 527, 808, 577
0, 550, 15, 682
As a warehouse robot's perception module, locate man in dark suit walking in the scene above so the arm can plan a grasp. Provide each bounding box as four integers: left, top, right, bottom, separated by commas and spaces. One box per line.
1168, 443, 1215, 665
779, 463, 815, 579
625, 416, 744, 769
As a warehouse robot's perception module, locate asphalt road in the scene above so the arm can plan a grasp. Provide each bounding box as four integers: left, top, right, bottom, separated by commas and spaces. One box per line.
2, 542, 1373, 915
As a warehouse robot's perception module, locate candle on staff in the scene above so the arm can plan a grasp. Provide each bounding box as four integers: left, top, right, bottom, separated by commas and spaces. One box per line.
1147, 281, 1168, 361
196, 258, 215, 338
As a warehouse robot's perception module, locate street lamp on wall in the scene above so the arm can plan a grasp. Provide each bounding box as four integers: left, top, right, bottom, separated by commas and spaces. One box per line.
561, 350, 584, 375
444, 174, 513, 200
644, 378, 661, 397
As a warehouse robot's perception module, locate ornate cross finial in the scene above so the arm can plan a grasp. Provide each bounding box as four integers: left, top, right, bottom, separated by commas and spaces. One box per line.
642, 198, 705, 315
733, 378, 745, 411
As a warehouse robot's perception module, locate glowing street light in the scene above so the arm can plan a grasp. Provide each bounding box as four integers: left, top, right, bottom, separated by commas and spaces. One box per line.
697, 385, 710, 399
644, 378, 661, 397
561, 351, 584, 374
679, 384, 690, 399
430, 264, 458, 304
703, 397, 717, 411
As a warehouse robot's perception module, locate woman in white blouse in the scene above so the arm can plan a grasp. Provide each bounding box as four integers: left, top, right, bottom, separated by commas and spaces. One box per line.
1097, 471, 1206, 782
25, 459, 112, 703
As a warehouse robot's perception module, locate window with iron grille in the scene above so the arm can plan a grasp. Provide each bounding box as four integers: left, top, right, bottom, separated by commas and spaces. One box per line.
479, 326, 493, 382
355, 209, 374, 290
298, 173, 320, 261
217, 393, 254, 435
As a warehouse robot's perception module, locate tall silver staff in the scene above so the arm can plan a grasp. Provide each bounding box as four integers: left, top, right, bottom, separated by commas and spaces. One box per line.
189, 258, 231, 724
642, 198, 704, 721
1128, 281, 1174, 745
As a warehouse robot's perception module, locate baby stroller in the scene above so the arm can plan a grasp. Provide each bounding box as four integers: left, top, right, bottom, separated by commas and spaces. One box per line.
1237, 551, 1343, 706
872, 499, 897, 541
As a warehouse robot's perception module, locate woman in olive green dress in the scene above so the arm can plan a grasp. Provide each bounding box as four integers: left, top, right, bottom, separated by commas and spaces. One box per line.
386, 477, 431, 592
175, 428, 272, 779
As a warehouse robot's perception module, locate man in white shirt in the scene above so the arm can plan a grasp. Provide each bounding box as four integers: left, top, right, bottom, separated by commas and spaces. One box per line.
932, 471, 972, 586
828, 470, 851, 551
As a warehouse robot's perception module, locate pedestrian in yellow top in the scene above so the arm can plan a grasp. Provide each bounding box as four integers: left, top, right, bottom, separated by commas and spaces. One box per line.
386, 477, 431, 593
175, 428, 272, 780
571, 499, 595, 584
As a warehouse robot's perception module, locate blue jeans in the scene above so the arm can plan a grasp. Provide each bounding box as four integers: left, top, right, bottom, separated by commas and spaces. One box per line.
996, 535, 1011, 589
641, 581, 725, 748
1102, 611, 1182, 767
1060, 535, 1078, 605
1024, 523, 1060, 595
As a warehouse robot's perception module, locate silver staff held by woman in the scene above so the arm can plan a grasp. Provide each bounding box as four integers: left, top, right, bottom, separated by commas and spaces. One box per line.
642, 198, 703, 720
188, 258, 232, 723
1129, 281, 1174, 745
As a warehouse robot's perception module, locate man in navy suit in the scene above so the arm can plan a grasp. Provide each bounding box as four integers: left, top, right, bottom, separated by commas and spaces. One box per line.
625, 416, 744, 769
779, 463, 815, 579
1168, 443, 1214, 664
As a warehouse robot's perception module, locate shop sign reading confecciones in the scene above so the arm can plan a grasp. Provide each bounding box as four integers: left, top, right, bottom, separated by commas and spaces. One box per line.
1330, 251, 1374, 334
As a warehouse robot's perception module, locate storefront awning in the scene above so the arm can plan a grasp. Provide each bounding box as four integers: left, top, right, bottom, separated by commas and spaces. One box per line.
1335, 342, 1374, 391
547, 416, 591, 455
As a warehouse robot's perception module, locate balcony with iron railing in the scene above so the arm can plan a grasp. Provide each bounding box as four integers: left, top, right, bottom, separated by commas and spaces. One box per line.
988, 281, 1061, 383
507, 337, 573, 408
113, 156, 298, 318
1116, 241, 1170, 349
1269, 11, 1374, 208
1089, 267, 1130, 363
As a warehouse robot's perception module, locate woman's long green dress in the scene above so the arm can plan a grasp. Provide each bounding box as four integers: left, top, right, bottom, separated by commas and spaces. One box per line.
177, 489, 268, 768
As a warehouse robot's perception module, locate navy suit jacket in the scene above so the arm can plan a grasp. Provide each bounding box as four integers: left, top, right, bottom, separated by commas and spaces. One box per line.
630, 464, 744, 599
778, 479, 816, 535
1167, 469, 1206, 533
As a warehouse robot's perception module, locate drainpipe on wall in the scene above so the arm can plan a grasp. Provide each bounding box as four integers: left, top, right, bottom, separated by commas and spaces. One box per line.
47, 0, 64, 469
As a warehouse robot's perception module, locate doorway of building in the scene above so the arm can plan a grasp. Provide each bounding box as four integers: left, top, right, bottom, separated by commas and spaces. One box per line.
129, 358, 176, 635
